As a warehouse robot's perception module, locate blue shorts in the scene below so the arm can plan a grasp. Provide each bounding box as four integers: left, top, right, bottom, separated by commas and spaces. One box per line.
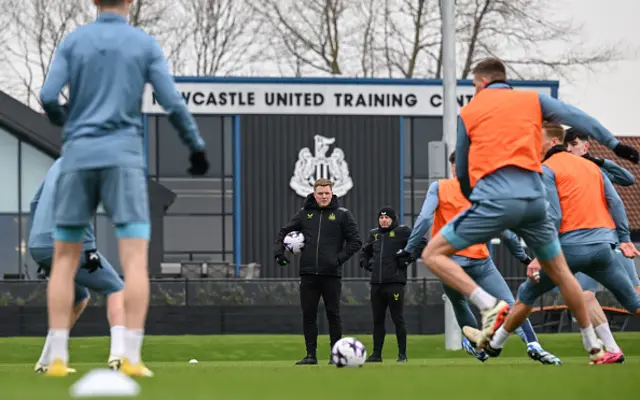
30, 248, 124, 305
441, 197, 560, 260
518, 243, 640, 313
54, 167, 149, 227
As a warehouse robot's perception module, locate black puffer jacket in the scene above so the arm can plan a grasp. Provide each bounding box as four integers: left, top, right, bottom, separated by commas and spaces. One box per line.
274, 194, 362, 277
360, 223, 414, 284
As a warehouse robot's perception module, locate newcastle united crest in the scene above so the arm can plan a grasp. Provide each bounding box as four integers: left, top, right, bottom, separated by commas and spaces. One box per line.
290, 134, 354, 198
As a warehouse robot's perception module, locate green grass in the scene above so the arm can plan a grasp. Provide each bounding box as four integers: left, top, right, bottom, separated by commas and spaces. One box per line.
0, 333, 638, 399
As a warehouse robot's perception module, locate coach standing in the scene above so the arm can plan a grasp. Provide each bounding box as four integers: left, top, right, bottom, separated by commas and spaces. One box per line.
359, 207, 425, 363
274, 178, 362, 365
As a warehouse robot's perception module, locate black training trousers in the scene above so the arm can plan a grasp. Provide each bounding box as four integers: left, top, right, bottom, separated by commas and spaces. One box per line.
370, 283, 407, 355
300, 274, 342, 356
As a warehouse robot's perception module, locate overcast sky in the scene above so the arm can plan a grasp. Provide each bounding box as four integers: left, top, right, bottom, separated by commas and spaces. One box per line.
552, 0, 639, 134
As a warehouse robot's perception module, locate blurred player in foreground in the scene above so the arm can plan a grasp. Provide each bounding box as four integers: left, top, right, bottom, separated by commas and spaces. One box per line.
562, 127, 640, 360
29, 159, 151, 375
402, 152, 561, 364
39, 0, 209, 377
464, 122, 640, 364
421, 57, 640, 364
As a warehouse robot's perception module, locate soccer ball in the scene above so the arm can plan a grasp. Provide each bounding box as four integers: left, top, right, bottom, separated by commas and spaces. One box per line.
284, 231, 305, 254
331, 337, 367, 368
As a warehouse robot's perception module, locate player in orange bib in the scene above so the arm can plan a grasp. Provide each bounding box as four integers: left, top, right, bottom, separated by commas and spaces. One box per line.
420, 57, 640, 364
401, 152, 560, 364
464, 122, 640, 364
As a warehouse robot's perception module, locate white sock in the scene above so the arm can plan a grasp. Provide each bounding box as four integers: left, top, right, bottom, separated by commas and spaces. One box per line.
38, 331, 53, 365
110, 326, 126, 357
580, 325, 600, 352
489, 326, 511, 349
48, 329, 69, 364
469, 287, 497, 311
125, 328, 145, 364
595, 323, 620, 353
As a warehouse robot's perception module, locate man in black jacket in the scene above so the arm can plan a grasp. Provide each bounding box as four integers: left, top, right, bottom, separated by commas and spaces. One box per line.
274, 178, 362, 365
359, 206, 425, 363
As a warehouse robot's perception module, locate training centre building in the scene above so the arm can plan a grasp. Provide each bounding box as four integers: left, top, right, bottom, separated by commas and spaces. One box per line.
2, 77, 640, 336
7, 76, 640, 281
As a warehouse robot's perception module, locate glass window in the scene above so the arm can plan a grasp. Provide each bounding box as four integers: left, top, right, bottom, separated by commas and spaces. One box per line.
95, 215, 122, 274
20, 142, 55, 212
164, 216, 223, 252
159, 178, 232, 215
157, 116, 230, 177
20, 215, 38, 279
0, 129, 19, 212
0, 215, 20, 277
224, 215, 234, 251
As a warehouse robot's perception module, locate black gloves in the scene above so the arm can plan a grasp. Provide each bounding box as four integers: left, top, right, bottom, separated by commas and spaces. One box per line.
582, 153, 605, 167
275, 254, 290, 266
613, 143, 639, 164
395, 249, 415, 268
81, 250, 103, 273
188, 151, 210, 175
360, 259, 372, 272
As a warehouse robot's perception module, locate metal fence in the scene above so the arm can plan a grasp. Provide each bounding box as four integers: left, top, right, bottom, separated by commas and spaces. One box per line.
0, 277, 627, 310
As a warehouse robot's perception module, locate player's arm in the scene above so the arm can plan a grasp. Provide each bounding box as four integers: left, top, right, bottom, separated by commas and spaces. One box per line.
405, 181, 439, 254
499, 230, 532, 264
538, 93, 638, 163
337, 209, 363, 264
359, 230, 376, 271
28, 182, 45, 231
273, 211, 304, 258
600, 159, 635, 186
542, 166, 562, 231
146, 37, 205, 153
40, 39, 70, 127
454, 118, 472, 199
601, 171, 631, 243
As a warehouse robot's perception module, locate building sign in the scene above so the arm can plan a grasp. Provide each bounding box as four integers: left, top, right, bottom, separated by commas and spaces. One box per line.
142, 82, 554, 116
290, 135, 353, 198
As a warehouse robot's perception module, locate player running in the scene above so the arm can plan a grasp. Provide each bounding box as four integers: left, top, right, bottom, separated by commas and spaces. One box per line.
463, 122, 640, 364
400, 152, 561, 364
39, 0, 209, 377
561, 127, 640, 361
29, 159, 151, 376
420, 57, 640, 364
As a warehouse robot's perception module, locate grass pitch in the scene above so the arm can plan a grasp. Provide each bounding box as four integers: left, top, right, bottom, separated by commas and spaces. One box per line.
0, 333, 637, 399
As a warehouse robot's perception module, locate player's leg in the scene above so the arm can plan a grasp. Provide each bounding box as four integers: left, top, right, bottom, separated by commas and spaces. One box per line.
616, 249, 640, 295
100, 167, 151, 375
385, 283, 407, 361
320, 276, 343, 364
36, 280, 88, 374
469, 258, 561, 364
367, 284, 386, 362
298, 275, 321, 364
439, 274, 488, 362
512, 200, 599, 356
73, 251, 129, 370
584, 245, 640, 364
422, 200, 518, 342
46, 170, 98, 376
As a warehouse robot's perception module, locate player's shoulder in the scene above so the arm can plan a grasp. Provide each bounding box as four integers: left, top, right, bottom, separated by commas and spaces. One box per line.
337, 206, 352, 215
368, 227, 379, 236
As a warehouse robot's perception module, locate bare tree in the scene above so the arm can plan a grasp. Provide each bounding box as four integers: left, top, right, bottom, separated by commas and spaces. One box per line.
454, 0, 623, 80
173, 0, 264, 76
380, 0, 442, 78
0, 0, 93, 108
252, 0, 358, 76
